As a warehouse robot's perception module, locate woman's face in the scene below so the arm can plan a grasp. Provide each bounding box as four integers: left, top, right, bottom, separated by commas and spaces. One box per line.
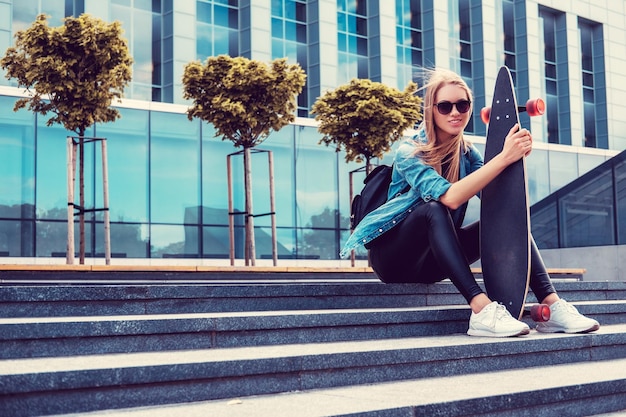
432, 83, 472, 142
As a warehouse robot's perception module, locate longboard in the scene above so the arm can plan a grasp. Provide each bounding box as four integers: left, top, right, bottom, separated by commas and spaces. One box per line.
480, 66, 546, 321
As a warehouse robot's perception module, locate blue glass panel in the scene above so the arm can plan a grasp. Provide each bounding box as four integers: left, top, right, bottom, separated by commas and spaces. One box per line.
0, 96, 35, 217
285, 20, 297, 41
559, 169, 614, 247
214, 5, 230, 28
133, 10, 154, 84
615, 159, 626, 244
197, 1, 212, 23
101, 222, 148, 258
197, 23, 212, 58
526, 149, 550, 204
203, 225, 232, 258
295, 126, 337, 234
271, 0, 283, 17
531, 201, 558, 249
37, 122, 95, 220
95, 108, 149, 223
272, 17, 283, 38
150, 112, 200, 224
549, 151, 577, 193
0, 219, 34, 257
150, 224, 198, 258
298, 228, 338, 260
12, 0, 39, 32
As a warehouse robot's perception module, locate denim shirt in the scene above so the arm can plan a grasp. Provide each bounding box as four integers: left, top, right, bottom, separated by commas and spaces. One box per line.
340, 130, 484, 258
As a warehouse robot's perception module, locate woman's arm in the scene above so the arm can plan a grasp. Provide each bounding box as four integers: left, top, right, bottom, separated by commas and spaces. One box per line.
439, 124, 532, 210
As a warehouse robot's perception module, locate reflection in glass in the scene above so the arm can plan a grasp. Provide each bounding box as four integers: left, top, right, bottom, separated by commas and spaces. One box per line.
0, 97, 35, 217
96, 108, 149, 223
559, 169, 613, 247
549, 151, 577, 193
150, 112, 200, 224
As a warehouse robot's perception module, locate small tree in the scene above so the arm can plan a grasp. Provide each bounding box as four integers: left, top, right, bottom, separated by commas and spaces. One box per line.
183, 55, 306, 265
312, 79, 422, 174
1, 13, 133, 264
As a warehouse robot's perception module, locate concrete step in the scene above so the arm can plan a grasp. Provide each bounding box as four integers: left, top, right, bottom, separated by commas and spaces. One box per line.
2, 325, 626, 417
50, 358, 626, 417
1, 280, 625, 317
2, 300, 625, 360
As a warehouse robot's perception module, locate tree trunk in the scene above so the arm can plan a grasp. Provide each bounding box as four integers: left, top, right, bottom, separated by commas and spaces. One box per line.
79, 132, 85, 264
243, 147, 256, 265
66, 137, 76, 265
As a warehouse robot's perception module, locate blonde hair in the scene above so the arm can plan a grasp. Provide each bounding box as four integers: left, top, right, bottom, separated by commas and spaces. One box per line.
416, 68, 473, 183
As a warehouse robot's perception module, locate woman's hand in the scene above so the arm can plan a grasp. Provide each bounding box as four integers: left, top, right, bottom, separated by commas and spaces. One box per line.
500, 123, 532, 164
439, 123, 533, 210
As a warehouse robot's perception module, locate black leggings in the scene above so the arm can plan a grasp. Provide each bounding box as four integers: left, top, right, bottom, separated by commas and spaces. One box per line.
368, 201, 556, 304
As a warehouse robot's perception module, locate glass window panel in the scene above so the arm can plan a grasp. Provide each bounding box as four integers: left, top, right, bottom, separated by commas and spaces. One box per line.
549, 151, 577, 193
214, 5, 230, 27
0, 97, 35, 217
296, 2, 306, 22
37, 123, 94, 220
0, 220, 34, 257
285, 20, 297, 41
150, 224, 198, 258
296, 23, 306, 43
197, 1, 212, 23
103, 222, 148, 258
615, 160, 626, 244
460, 43, 471, 59
298, 227, 338, 260
36, 219, 91, 257
95, 108, 149, 223
271, 0, 283, 17
527, 149, 550, 204
356, 17, 367, 36
203, 225, 231, 258
285, 0, 297, 20
577, 153, 605, 177
559, 169, 614, 247
531, 202, 558, 249
357, 37, 367, 55
272, 17, 283, 38
295, 127, 337, 233
150, 112, 200, 224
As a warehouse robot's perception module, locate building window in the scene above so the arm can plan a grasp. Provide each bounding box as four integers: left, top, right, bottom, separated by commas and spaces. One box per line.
111, 0, 163, 102
395, 0, 434, 90
196, 0, 239, 59
455, 0, 482, 134
271, 0, 309, 117
502, 0, 516, 83
337, 0, 368, 85
539, 6, 569, 145
579, 18, 608, 149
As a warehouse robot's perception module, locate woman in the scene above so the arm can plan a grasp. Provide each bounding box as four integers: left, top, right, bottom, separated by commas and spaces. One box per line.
341, 68, 599, 338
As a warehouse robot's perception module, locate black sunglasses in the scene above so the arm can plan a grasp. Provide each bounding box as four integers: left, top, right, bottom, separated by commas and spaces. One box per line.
434, 100, 472, 115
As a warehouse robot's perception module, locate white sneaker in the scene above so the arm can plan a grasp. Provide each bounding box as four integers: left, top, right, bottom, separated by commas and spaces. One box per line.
535, 299, 600, 334
467, 301, 530, 337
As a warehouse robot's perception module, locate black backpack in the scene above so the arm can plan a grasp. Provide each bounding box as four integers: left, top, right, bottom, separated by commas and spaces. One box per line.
350, 164, 394, 230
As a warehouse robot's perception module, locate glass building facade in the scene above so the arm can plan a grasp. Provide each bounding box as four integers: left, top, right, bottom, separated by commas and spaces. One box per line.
0, 0, 624, 262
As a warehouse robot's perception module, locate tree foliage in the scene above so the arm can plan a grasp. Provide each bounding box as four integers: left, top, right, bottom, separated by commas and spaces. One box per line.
312, 79, 422, 165
0, 13, 133, 136
182, 55, 306, 148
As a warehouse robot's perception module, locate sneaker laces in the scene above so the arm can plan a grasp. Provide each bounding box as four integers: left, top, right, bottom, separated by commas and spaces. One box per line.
492, 303, 512, 326
556, 300, 580, 316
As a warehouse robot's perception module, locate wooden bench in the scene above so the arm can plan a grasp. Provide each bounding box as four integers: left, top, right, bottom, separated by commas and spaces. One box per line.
470, 267, 585, 281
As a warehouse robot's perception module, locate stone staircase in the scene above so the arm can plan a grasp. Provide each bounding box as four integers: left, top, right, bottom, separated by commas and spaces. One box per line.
1, 267, 626, 416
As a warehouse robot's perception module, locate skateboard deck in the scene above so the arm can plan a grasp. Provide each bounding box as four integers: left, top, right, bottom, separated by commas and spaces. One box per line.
480, 66, 532, 320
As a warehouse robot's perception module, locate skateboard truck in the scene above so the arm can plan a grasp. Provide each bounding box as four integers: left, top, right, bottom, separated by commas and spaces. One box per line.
480, 98, 545, 124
